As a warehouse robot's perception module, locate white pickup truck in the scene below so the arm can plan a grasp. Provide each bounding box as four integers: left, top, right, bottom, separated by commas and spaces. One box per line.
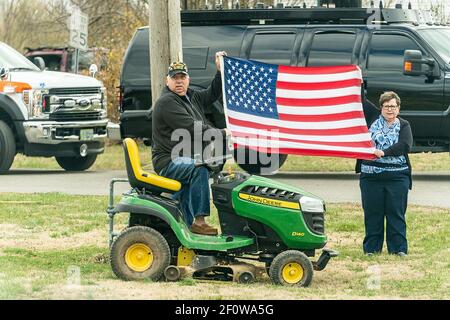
0, 41, 109, 173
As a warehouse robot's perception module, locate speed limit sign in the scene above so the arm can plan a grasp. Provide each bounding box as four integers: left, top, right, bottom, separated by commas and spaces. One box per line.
69, 10, 89, 50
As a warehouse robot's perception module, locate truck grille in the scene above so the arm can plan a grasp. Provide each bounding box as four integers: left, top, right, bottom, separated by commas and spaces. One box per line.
48, 87, 101, 95
45, 86, 105, 121
50, 111, 103, 121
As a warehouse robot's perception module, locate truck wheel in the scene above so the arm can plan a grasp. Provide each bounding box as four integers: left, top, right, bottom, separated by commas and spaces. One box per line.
0, 121, 16, 174
269, 250, 314, 287
110, 226, 171, 281
233, 146, 288, 174
55, 154, 97, 171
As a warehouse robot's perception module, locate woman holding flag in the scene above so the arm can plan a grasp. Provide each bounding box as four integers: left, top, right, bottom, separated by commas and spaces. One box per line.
357, 91, 413, 257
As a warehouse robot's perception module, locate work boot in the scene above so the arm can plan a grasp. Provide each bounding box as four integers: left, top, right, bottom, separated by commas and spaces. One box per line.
190, 222, 218, 236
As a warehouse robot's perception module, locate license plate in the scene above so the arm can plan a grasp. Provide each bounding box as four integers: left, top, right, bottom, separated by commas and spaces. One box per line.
80, 129, 94, 141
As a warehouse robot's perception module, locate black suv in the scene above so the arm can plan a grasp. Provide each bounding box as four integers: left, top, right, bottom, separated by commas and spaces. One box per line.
119, 6, 450, 173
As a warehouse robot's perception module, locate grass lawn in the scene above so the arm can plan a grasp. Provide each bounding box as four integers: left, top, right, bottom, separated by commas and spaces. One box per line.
0, 193, 448, 300
11, 141, 450, 172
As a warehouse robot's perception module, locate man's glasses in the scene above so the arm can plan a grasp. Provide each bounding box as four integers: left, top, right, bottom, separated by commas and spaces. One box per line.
382, 105, 399, 110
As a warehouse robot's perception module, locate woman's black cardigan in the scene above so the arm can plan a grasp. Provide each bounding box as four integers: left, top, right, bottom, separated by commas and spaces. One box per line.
355, 98, 413, 190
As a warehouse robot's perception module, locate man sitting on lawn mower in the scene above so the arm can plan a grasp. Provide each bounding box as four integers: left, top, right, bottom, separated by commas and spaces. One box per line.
151, 51, 229, 236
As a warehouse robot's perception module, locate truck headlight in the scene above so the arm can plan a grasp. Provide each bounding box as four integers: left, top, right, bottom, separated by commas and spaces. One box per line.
299, 196, 324, 213
26, 89, 49, 118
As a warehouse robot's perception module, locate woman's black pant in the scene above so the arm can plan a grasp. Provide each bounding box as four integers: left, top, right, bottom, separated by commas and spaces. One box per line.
359, 171, 410, 254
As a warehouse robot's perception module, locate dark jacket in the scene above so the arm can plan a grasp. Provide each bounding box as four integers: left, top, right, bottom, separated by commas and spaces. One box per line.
152, 71, 225, 174
356, 99, 413, 189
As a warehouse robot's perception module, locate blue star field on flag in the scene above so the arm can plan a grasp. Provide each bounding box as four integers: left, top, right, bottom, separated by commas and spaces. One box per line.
223, 56, 279, 119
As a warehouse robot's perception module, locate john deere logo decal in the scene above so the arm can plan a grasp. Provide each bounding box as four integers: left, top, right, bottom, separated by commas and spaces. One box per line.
239, 193, 299, 210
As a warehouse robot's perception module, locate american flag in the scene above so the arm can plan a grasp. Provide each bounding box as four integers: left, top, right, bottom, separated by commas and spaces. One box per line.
220, 56, 376, 160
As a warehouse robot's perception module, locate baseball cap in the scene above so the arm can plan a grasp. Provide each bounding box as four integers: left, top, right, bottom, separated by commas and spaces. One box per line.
168, 61, 189, 77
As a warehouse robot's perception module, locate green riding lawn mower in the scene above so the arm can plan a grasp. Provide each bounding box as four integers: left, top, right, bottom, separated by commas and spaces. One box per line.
107, 138, 338, 287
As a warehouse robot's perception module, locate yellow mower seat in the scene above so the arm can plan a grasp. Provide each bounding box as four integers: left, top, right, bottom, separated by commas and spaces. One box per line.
123, 138, 181, 194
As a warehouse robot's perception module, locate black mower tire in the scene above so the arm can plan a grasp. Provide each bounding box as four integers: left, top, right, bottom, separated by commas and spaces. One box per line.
269, 250, 314, 287
110, 226, 171, 281
55, 154, 97, 171
0, 121, 16, 174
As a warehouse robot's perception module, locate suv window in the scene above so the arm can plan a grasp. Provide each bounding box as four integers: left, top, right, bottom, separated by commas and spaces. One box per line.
184, 47, 209, 69
418, 28, 450, 65
122, 30, 150, 82
307, 32, 356, 66
249, 32, 296, 65
368, 33, 421, 70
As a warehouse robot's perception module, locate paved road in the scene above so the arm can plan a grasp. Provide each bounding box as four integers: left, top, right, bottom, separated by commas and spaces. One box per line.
1, 169, 450, 208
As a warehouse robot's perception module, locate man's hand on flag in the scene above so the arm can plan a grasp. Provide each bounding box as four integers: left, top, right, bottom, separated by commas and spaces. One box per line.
215, 51, 228, 71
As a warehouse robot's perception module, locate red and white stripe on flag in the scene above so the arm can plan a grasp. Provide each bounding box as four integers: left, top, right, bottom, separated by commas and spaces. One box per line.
221, 58, 376, 160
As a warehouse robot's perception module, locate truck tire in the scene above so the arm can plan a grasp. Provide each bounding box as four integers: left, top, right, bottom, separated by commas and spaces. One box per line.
0, 121, 16, 174
233, 146, 288, 174
55, 154, 97, 171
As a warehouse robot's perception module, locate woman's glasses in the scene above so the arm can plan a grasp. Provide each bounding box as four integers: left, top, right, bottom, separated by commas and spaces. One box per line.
382, 105, 399, 110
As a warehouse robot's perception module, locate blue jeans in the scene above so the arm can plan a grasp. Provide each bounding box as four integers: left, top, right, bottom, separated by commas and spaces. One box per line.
159, 157, 210, 226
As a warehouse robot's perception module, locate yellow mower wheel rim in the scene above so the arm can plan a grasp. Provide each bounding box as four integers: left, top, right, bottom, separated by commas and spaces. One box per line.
282, 262, 304, 284
125, 243, 153, 272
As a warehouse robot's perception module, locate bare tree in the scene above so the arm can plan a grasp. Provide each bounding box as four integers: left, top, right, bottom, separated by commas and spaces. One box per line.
0, 0, 63, 50
430, 0, 446, 23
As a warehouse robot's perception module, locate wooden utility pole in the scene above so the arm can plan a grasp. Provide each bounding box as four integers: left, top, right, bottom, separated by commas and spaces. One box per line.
149, 0, 183, 106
